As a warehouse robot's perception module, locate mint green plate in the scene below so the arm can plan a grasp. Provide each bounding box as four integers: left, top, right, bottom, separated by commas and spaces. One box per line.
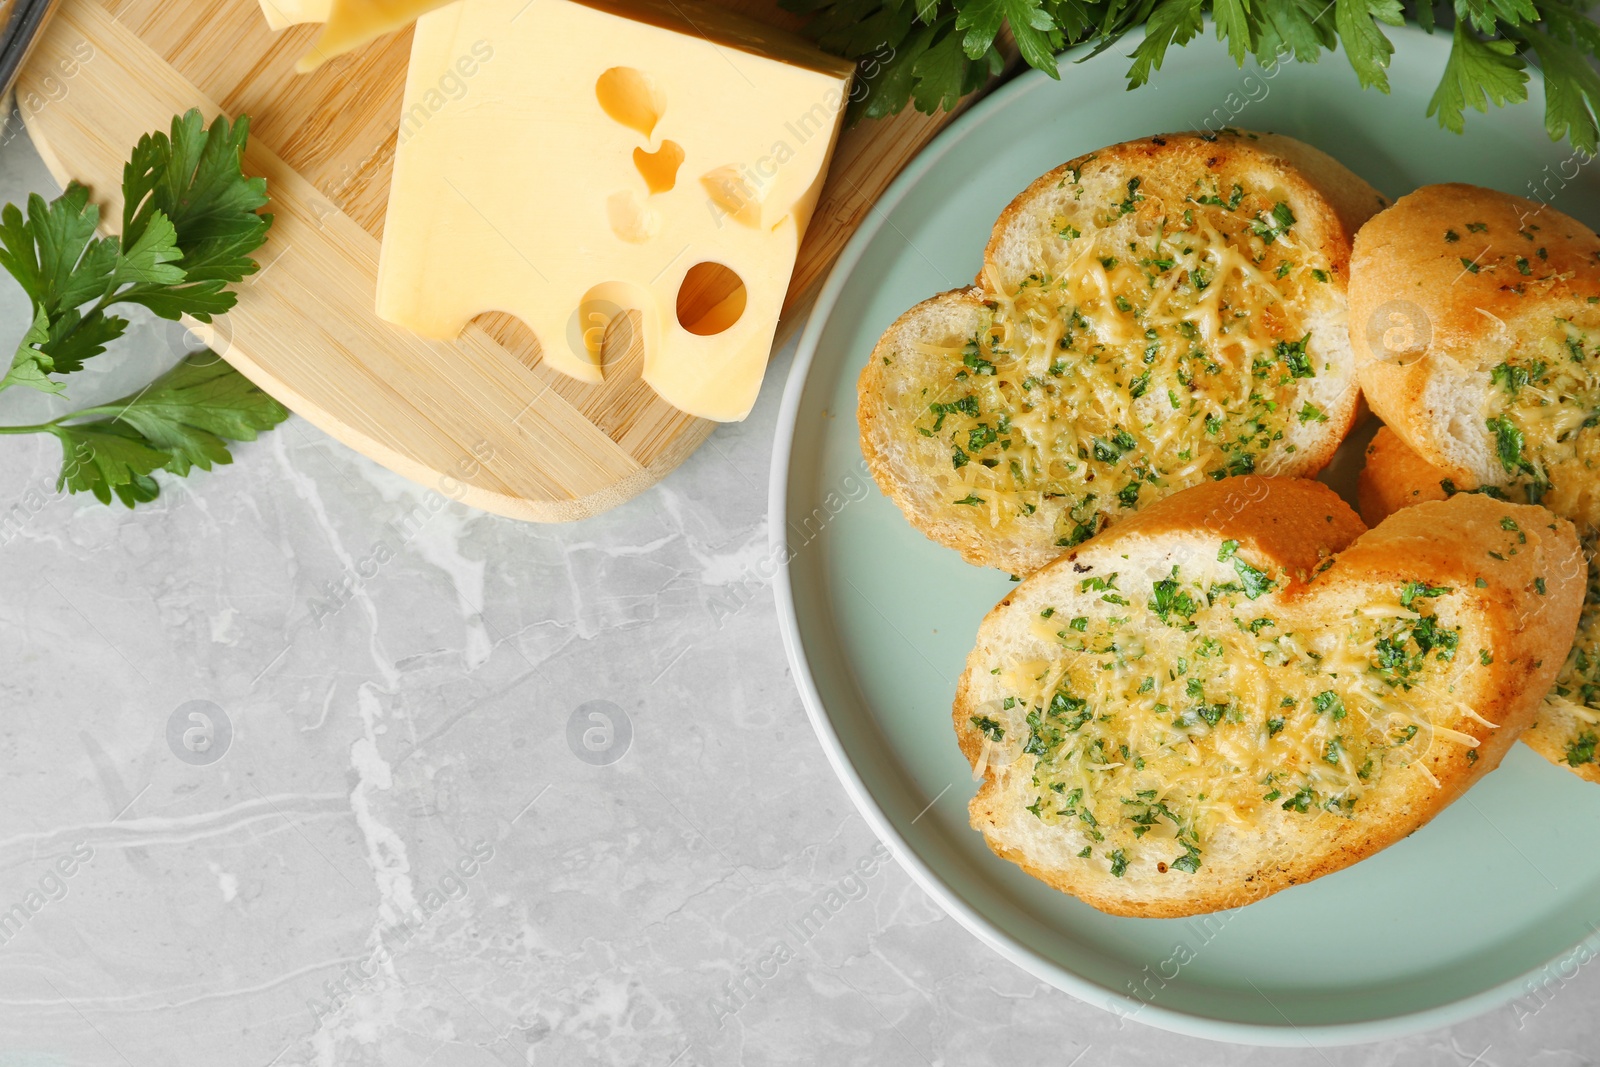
771, 25, 1600, 1044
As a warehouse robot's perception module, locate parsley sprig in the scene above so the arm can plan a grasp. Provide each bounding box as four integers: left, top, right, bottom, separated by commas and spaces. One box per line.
785, 0, 1600, 155
0, 110, 287, 507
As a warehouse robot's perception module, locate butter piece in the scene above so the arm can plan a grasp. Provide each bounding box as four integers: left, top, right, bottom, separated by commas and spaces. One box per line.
374, 0, 853, 420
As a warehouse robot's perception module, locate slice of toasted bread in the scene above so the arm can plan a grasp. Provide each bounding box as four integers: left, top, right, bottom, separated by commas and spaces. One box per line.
1362, 424, 1600, 784
955, 476, 1582, 917
859, 130, 1386, 576
1352, 184, 1600, 529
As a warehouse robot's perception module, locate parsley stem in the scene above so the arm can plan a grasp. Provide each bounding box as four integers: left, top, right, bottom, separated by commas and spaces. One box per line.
0, 406, 126, 433
50, 404, 126, 422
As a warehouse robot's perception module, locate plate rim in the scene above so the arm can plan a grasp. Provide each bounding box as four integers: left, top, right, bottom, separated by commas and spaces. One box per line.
768, 24, 1597, 1046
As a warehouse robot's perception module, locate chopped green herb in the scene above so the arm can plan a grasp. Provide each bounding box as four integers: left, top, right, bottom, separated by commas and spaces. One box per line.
1251, 202, 1296, 243
1169, 841, 1202, 873
1276, 333, 1314, 378
1313, 690, 1346, 720
1232, 557, 1274, 599
970, 716, 1004, 741
1399, 581, 1452, 609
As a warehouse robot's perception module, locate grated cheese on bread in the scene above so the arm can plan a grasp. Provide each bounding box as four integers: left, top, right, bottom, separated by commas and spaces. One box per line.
1360, 424, 1600, 784
954, 476, 1582, 917
859, 130, 1386, 575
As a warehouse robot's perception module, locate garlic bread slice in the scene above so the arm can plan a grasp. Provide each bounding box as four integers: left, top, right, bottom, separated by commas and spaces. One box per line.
1352, 183, 1600, 530
860, 130, 1386, 575
955, 476, 1581, 916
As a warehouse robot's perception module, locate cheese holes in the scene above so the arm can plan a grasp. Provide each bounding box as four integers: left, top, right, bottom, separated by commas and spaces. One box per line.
606, 190, 659, 244
701, 165, 765, 228
676, 262, 746, 336
595, 67, 665, 138
633, 141, 684, 194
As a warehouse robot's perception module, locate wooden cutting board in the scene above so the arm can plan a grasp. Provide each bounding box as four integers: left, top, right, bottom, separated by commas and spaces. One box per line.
17, 0, 974, 520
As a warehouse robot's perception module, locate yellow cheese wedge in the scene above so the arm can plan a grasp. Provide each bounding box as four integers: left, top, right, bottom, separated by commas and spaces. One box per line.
298, 0, 461, 72
373, 0, 854, 421
254, 0, 457, 70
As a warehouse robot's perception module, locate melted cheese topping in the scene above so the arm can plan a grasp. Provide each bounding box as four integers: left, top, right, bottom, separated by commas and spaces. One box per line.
891, 171, 1337, 548
1545, 534, 1600, 767
1479, 314, 1600, 506
1468, 310, 1600, 771
967, 548, 1488, 877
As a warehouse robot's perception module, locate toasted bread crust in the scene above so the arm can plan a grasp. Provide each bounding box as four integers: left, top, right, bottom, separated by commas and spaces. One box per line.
955, 477, 1583, 916
859, 130, 1384, 575
1361, 424, 1600, 784
1352, 184, 1600, 500
1357, 425, 1452, 526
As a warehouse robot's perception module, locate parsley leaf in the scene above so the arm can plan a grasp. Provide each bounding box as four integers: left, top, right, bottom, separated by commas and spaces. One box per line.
117, 110, 272, 320
1, 307, 63, 395
52, 420, 172, 507
1, 111, 270, 399
44, 351, 289, 506
0, 185, 121, 314
0, 110, 284, 507
902, 23, 994, 114
1127, 0, 1206, 88
0, 186, 132, 390
786, 0, 1600, 155
1524, 21, 1600, 155
1335, 0, 1404, 92
970, 715, 1005, 741
1427, 23, 1529, 136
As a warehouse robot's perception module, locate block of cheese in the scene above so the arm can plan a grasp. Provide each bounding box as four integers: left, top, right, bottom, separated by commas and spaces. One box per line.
374, 0, 855, 421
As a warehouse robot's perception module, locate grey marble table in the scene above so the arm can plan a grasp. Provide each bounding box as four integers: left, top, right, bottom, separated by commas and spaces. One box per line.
0, 118, 1593, 1067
